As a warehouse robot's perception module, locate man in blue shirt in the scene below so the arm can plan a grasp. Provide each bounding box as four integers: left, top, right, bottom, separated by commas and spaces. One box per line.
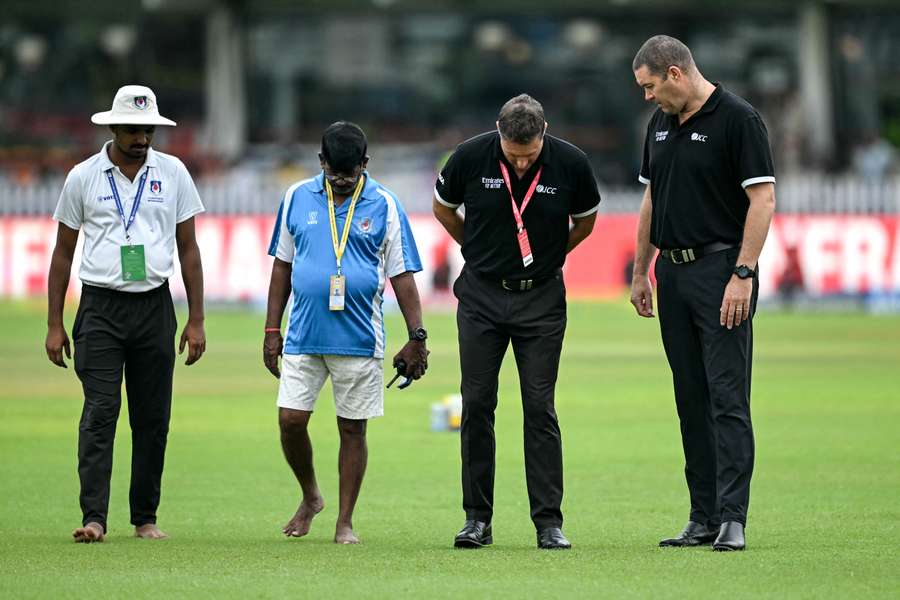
263, 122, 428, 544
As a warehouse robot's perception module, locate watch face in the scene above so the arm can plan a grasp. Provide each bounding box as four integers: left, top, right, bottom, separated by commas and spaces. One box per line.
736, 265, 753, 279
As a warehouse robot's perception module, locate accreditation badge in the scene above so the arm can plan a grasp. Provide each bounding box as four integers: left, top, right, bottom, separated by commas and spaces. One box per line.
329, 274, 346, 311
517, 229, 534, 268
120, 245, 147, 281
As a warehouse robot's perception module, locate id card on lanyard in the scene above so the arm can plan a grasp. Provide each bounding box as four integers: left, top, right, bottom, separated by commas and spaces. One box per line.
326, 174, 366, 311
106, 168, 149, 281
498, 161, 542, 268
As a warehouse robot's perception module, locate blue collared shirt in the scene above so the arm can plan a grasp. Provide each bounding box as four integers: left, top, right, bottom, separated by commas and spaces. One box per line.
269, 172, 422, 358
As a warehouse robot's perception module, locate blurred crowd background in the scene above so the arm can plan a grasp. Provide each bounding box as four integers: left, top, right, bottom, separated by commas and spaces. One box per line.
1, 0, 899, 309
1, 0, 899, 213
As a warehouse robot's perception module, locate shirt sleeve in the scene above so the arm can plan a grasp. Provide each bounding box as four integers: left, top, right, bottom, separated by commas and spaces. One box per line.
268, 189, 295, 263
52, 169, 84, 230
570, 154, 602, 218
433, 149, 464, 209
175, 161, 205, 223
639, 119, 652, 185
732, 115, 776, 189
383, 191, 423, 278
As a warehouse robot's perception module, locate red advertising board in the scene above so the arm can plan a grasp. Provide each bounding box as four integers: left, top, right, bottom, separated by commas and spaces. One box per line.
1, 214, 899, 301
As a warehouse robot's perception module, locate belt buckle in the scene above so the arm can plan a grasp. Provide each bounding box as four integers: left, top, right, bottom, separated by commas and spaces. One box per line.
669, 249, 695, 264
501, 279, 533, 291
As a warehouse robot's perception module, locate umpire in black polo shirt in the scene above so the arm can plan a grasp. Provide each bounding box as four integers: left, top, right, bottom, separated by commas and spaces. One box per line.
433, 94, 600, 550
629, 36, 776, 551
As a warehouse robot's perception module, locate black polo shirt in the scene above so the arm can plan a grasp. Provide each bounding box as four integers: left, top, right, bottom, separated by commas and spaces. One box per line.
435, 131, 601, 280
639, 84, 775, 250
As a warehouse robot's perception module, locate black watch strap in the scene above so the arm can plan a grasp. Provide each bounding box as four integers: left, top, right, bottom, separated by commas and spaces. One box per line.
409, 327, 428, 342
733, 264, 756, 279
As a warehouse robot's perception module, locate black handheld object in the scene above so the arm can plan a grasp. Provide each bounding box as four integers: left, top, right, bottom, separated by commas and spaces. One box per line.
386, 359, 413, 389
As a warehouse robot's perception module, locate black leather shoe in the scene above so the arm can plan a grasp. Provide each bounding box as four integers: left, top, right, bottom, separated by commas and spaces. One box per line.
659, 521, 719, 547
712, 521, 745, 551
536, 527, 571, 550
454, 520, 492, 548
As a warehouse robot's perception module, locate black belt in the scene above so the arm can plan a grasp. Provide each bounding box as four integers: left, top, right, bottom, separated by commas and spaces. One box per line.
82, 280, 170, 297
471, 269, 561, 293
660, 242, 737, 265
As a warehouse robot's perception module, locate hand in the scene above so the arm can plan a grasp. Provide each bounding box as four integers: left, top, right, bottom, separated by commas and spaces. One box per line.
392, 340, 429, 380
45, 324, 71, 368
263, 331, 283, 378
630, 275, 655, 318
179, 318, 206, 365
720, 275, 753, 329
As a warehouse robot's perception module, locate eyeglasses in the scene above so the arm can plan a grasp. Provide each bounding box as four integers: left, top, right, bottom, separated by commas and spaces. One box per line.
323, 164, 363, 186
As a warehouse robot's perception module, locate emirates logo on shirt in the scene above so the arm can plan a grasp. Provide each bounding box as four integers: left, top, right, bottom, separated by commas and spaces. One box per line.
359, 217, 372, 234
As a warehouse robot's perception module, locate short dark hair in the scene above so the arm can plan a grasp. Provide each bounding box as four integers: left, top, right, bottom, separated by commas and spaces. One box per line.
321, 121, 368, 173
632, 35, 696, 78
497, 94, 545, 144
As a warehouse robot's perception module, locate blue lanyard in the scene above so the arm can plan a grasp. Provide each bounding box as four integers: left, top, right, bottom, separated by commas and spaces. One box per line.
106, 168, 148, 242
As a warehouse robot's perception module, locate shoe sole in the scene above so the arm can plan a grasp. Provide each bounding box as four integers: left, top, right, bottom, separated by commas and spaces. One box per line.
712, 545, 745, 552
659, 539, 715, 547
454, 536, 493, 548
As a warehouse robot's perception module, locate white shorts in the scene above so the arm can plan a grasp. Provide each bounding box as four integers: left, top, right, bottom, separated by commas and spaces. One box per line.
277, 354, 384, 420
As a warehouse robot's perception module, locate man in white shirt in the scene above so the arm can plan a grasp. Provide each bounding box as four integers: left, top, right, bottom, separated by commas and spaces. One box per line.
45, 85, 206, 543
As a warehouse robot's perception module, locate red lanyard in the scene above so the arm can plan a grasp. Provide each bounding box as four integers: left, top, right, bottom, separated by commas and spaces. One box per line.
498, 161, 542, 233
498, 161, 542, 268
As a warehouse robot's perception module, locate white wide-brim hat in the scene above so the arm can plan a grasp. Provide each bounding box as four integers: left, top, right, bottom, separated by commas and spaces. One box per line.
91, 84, 177, 126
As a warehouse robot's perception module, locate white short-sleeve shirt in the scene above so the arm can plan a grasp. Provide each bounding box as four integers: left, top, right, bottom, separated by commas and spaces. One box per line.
53, 141, 205, 292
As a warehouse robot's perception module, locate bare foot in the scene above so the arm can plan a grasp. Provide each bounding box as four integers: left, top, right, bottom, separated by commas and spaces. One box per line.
73, 522, 105, 543
134, 524, 169, 539
334, 523, 360, 545
283, 495, 325, 537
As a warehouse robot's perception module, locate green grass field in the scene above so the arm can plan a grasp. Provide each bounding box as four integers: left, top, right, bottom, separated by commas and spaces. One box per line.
1, 299, 898, 598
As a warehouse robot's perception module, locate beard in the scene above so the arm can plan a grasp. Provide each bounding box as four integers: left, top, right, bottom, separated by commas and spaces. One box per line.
330, 182, 357, 195
118, 141, 148, 159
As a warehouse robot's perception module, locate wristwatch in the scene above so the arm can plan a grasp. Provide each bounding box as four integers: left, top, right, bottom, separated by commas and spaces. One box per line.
409, 327, 428, 342
733, 264, 757, 279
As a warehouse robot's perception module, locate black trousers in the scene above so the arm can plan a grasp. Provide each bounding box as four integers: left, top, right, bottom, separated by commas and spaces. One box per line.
454, 267, 567, 529
72, 282, 177, 531
655, 247, 758, 527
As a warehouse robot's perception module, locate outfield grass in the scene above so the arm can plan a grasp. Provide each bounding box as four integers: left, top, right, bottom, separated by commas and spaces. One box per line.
1, 299, 898, 598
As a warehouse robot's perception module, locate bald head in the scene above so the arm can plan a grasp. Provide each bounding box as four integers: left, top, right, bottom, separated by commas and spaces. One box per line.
632, 35, 697, 79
